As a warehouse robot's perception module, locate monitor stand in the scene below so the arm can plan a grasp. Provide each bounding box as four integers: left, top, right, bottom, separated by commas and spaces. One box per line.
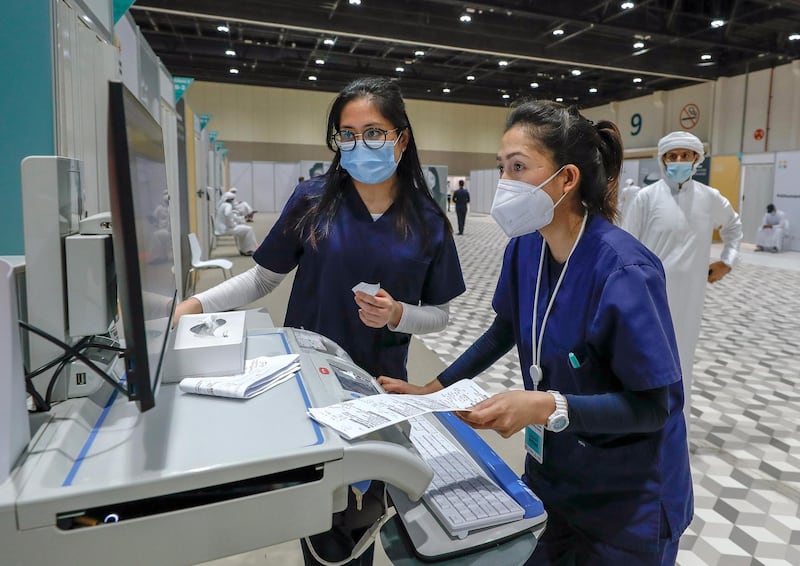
0, 258, 31, 484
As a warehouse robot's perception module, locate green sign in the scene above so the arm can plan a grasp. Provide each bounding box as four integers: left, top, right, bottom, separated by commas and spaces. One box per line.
173, 76, 194, 103
113, 1, 137, 23
198, 114, 212, 130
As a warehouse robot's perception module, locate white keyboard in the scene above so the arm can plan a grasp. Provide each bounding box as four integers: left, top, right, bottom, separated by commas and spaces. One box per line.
408, 415, 525, 539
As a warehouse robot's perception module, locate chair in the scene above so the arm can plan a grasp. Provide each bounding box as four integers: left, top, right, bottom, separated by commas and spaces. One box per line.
186, 233, 234, 296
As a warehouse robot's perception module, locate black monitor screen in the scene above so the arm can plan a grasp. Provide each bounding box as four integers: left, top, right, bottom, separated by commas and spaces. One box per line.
107, 81, 176, 412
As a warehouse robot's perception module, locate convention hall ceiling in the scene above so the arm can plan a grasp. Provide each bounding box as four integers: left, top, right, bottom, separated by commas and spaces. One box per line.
131, 0, 800, 109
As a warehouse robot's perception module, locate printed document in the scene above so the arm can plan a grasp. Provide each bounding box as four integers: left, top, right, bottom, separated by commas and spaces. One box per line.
307, 379, 490, 440
179, 354, 300, 399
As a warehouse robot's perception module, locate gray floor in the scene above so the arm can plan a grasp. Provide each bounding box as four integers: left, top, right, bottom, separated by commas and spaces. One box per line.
196, 210, 800, 566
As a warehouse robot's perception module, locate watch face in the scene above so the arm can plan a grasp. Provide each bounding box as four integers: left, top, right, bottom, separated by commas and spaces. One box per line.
549, 415, 569, 432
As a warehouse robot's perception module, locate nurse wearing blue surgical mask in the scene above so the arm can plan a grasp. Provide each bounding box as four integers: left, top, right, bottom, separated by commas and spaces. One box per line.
381, 101, 693, 566
622, 131, 742, 433
174, 77, 465, 566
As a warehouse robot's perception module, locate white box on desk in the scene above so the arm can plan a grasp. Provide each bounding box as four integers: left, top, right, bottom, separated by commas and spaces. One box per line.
163, 311, 246, 382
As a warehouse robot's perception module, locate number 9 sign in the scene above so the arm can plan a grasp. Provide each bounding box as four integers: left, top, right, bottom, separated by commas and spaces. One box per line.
630, 113, 642, 136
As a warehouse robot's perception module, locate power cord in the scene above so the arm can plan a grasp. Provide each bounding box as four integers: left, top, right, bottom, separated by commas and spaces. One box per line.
303, 486, 396, 566
19, 321, 128, 398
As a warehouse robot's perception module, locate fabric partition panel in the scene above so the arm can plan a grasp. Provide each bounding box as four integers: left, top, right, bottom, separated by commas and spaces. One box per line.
252, 162, 276, 212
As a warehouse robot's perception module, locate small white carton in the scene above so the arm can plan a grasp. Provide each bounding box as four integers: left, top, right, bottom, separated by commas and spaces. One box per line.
163, 311, 246, 381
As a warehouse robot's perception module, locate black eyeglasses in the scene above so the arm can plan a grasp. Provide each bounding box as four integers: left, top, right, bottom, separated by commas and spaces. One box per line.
333, 127, 404, 151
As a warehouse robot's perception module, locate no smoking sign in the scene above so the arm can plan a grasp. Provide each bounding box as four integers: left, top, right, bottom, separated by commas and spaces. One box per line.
680, 104, 700, 130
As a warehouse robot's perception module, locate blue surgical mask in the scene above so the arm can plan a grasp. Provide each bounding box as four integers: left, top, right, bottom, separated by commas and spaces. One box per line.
665, 162, 694, 184
340, 139, 402, 185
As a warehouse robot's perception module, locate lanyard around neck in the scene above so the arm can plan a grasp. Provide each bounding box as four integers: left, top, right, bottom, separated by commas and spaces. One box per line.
530, 212, 588, 390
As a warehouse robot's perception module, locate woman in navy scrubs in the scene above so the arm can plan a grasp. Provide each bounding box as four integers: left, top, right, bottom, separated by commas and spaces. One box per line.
176, 77, 465, 565
380, 101, 693, 565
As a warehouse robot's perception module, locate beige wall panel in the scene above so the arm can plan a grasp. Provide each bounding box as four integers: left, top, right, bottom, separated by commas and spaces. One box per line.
186, 81, 508, 156
664, 82, 713, 141
711, 75, 747, 155
766, 63, 800, 152
741, 68, 772, 154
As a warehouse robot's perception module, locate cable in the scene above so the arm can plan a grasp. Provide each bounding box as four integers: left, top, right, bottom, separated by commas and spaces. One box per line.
302, 486, 396, 566
18, 321, 128, 398
24, 365, 50, 412
44, 358, 72, 407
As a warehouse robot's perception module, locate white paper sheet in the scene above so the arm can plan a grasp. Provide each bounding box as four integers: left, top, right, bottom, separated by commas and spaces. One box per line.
179, 354, 300, 399
307, 380, 490, 440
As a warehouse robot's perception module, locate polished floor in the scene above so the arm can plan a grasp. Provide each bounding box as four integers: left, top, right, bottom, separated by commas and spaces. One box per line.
199, 210, 800, 566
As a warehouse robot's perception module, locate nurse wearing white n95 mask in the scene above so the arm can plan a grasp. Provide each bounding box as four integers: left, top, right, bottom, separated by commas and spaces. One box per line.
621, 130, 743, 433
381, 102, 693, 566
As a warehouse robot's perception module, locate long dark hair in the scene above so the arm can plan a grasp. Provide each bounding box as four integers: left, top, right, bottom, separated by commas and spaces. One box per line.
505, 100, 622, 223
296, 77, 450, 247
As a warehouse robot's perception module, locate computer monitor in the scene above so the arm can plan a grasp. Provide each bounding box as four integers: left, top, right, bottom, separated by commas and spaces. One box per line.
107, 81, 176, 412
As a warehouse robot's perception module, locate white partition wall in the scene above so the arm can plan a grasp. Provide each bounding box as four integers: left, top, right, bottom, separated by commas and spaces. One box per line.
274, 163, 301, 212
229, 161, 255, 207
740, 154, 775, 244
469, 169, 500, 214
252, 162, 276, 212
772, 151, 800, 251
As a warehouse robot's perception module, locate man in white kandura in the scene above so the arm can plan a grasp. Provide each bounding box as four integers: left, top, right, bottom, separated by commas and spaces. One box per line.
755, 203, 788, 253
622, 131, 743, 433
215, 191, 258, 256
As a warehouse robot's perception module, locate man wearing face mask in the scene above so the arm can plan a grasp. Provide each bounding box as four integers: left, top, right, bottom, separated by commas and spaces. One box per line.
622, 130, 742, 434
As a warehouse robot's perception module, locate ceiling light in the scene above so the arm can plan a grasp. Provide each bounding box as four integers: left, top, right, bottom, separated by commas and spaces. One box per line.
348, 0, 361, 4
633, 41, 645, 49
589, 87, 598, 93
414, 50, 425, 56
710, 19, 725, 28
498, 60, 509, 67
621, 2, 635, 9
315, 59, 325, 65
632, 77, 643, 83
571, 69, 582, 76
217, 24, 229, 33
225, 49, 236, 56
395, 66, 405, 72
442, 88, 451, 93
552, 29, 565, 36
790, 33, 800, 41
308, 75, 317, 81
530, 82, 539, 88
229, 68, 239, 74
466, 75, 476, 81
502, 94, 510, 99
700, 54, 712, 60
459, 14, 472, 23
323, 38, 335, 46
555, 97, 564, 102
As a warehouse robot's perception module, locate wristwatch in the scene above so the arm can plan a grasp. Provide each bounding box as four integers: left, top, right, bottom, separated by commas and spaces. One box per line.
545, 390, 569, 432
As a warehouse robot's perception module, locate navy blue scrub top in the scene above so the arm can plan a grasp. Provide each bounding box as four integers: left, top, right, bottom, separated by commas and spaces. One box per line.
253, 177, 465, 380
493, 215, 693, 552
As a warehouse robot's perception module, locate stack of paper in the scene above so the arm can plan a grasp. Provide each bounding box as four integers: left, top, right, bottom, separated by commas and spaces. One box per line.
307, 380, 490, 440
178, 354, 301, 399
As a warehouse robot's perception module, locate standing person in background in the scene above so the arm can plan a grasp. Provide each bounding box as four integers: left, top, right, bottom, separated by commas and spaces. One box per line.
452, 179, 471, 235
215, 191, 259, 255
755, 203, 788, 252
174, 77, 465, 566
622, 130, 742, 432
381, 101, 693, 565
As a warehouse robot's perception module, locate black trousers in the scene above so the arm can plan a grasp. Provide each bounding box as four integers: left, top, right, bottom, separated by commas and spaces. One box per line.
456, 207, 467, 234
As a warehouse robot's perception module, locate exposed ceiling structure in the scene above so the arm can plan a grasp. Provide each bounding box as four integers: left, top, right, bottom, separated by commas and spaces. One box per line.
131, 0, 800, 109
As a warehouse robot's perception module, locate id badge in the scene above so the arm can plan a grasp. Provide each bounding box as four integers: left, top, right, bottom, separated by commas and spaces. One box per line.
525, 424, 544, 464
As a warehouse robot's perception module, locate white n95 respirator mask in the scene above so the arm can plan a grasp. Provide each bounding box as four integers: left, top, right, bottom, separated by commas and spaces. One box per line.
490, 167, 566, 238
